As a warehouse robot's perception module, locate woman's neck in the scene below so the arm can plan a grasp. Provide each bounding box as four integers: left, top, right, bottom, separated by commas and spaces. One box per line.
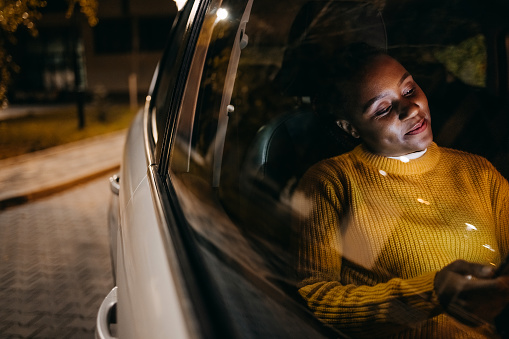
387, 149, 427, 163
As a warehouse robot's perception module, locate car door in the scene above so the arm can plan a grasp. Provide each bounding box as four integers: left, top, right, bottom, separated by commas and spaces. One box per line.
97, 1, 219, 338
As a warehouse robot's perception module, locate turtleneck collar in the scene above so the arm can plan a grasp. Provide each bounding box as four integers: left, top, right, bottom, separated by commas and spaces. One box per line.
351, 142, 441, 175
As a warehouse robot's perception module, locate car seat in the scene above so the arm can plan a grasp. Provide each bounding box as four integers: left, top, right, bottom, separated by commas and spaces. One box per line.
224, 3, 388, 333
241, 106, 356, 204
241, 0, 387, 206
234, 3, 388, 289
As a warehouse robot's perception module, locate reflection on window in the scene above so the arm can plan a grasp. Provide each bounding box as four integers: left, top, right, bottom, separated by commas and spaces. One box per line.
165, 0, 509, 338
434, 34, 487, 87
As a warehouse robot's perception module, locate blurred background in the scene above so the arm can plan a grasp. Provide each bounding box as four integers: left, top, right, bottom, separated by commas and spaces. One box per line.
0, 0, 177, 337
0, 0, 178, 158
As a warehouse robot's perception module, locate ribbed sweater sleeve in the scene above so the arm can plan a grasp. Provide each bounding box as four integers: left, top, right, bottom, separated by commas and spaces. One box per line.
294, 160, 441, 338
293, 143, 509, 338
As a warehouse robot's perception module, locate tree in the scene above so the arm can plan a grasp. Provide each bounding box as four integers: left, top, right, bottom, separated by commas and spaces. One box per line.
0, 0, 98, 108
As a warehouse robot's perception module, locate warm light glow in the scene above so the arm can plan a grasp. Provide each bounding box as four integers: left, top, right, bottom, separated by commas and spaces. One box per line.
483, 244, 496, 252
417, 198, 430, 205
465, 223, 477, 231
216, 8, 228, 20
173, 0, 187, 11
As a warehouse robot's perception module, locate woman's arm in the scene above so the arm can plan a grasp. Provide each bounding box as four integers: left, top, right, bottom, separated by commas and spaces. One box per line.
294, 161, 509, 337
294, 167, 441, 337
298, 274, 440, 338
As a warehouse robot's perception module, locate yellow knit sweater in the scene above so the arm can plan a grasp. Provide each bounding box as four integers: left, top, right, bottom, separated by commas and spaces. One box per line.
294, 142, 509, 338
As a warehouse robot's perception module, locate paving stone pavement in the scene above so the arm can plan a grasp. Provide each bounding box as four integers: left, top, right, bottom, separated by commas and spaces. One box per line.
0, 172, 115, 338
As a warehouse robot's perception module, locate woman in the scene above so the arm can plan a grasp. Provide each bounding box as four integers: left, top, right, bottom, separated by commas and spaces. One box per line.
294, 47, 509, 338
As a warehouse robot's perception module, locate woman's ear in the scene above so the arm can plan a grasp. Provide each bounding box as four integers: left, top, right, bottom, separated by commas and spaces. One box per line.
336, 119, 360, 138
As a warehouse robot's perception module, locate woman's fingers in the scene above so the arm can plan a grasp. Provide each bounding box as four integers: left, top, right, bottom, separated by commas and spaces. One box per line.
445, 259, 495, 278
435, 260, 509, 326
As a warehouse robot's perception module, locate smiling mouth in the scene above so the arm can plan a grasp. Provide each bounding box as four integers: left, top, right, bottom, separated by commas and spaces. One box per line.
406, 119, 427, 135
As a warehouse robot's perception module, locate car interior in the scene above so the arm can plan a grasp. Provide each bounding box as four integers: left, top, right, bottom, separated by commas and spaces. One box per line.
227, 0, 388, 284
162, 3, 400, 336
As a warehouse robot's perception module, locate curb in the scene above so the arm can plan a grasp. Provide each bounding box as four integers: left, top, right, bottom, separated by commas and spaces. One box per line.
0, 164, 120, 211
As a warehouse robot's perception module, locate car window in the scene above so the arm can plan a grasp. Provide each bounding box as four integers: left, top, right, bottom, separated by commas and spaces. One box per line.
168, 1, 350, 336
148, 0, 198, 153
383, 1, 509, 177
164, 0, 509, 337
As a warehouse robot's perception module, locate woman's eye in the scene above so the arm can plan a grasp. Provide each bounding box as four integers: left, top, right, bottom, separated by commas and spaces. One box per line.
375, 105, 391, 116
404, 87, 416, 96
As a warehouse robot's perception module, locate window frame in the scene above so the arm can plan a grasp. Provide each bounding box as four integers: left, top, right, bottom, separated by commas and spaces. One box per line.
144, 0, 240, 337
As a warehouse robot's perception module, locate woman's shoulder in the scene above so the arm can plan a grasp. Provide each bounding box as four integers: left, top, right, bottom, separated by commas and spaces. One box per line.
437, 145, 500, 177
438, 145, 492, 166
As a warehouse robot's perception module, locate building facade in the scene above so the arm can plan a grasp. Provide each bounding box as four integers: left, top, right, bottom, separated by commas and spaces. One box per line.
9, 0, 177, 103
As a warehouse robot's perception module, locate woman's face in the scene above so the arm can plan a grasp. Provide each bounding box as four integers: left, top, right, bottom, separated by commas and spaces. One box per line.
338, 54, 433, 157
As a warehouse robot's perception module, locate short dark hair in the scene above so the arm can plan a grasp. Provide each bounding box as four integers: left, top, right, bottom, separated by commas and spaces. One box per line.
313, 43, 386, 122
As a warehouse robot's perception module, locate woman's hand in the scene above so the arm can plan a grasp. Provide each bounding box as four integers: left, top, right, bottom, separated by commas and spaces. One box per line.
434, 260, 509, 327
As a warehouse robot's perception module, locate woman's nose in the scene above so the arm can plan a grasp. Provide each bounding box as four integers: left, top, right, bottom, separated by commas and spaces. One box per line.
398, 99, 419, 120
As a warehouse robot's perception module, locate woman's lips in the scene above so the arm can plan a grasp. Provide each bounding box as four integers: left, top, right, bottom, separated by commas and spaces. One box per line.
406, 119, 427, 135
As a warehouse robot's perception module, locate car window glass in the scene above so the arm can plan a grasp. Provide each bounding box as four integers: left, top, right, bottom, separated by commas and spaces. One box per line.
166, 0, 509, 337
169, 1, 346, 336
149, 0, 196, 147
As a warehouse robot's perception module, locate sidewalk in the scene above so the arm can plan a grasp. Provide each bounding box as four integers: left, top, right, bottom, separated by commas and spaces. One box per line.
0, 130, 126, 210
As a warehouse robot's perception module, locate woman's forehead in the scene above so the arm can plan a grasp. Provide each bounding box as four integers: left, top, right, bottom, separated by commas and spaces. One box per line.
361, 55, 407, 81
355, 55, 409, 97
